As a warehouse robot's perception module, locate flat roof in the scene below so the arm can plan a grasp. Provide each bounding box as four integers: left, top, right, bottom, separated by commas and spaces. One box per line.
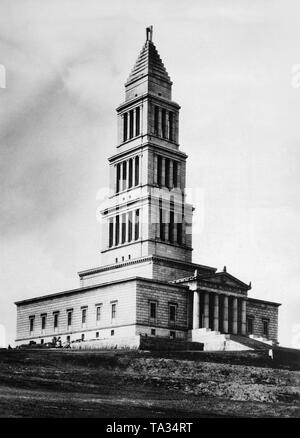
15, 276, 188, 306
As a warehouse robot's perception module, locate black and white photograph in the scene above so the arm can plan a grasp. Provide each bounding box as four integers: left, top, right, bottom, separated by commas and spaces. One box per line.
0, 0, 299, 423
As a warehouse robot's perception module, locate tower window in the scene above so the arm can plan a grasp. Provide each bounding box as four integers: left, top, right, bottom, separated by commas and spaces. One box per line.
128, 158, 133, 188
122, 161, 127, 191
135, 156, 139, 186
115, 215, 120, 246
128, 211, 133, 242
123, 113, 128, 142
165, 158, 170, 188
121, 213, 126, 244
109, 218, 114, 248
154, 106, 159, 135
129, 109, 134, 139
157, 156, 162, 186
177, 222, 182, 245
135, 209, 140, 240
169, 111, 174, 141
116, 163, 121, 193
135, 107, 140, 136
173, 161, 178, 187
161, 108, 166, 138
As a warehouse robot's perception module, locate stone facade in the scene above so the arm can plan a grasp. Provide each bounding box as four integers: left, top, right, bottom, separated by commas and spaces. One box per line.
15, 28, 281, 349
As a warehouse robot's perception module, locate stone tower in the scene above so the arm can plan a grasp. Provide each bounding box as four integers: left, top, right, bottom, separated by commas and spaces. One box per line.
100, 26, 193, 267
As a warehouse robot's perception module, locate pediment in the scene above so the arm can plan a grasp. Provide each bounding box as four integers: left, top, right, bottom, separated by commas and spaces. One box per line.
199, 272, 250, 291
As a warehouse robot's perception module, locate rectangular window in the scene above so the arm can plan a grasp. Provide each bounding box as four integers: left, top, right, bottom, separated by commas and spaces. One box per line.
29, 316, 35, 333
122, 161, 127, 191
135, 156, 139, 186
151, 329, 156, 336
81, 334, 85, 341
115, 215, 120, 246
161, 108, 166, 138
128, 211, 133, 242
154, 106, 159, 135
116, 163, 121, 193
169, 304, 177, 323
53, 313, 59, 329
96, 305, 102, 322
173, 161, 178, 187
159, 199, 164, 241
82, 308, 87, 325
247, 317, 254, 335
121, 213, 126, 244
170, 331, 176, 339
165, 158, 170, 188
168, 111, 174, 141
129, 109, 134, 139
123, 113, 128, 142
135, 107, 140, 136
41, 339, 44, 345
67, 335, 70, 343
67, 311, 72, 327
41, 315, 46, 331
177, 222, 182, 245
134, 209, 140, 240
111, 303, 117, 320
169, 210, 174, 243
109, 218, 114, 248
157, 156, 162, 186
263, 319, 269, 338
111, 330, 115, 336
96, 332, 99, 338
128, 158, 133, 188
149, 302, 157, 319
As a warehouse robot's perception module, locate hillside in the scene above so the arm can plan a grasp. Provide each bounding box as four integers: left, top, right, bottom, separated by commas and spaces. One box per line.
0, 348, 299, 418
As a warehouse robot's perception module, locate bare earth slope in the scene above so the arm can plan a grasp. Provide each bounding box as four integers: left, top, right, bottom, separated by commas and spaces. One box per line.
0, 349, 299, 418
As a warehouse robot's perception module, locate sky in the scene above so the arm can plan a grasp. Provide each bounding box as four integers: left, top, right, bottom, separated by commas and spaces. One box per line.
0, 0, 299, 347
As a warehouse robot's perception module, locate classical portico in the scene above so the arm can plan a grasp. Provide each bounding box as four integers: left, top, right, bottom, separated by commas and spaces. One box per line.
173, 267, 249, 336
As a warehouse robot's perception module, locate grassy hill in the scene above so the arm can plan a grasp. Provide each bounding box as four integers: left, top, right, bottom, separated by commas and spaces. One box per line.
0, 348, 299, 418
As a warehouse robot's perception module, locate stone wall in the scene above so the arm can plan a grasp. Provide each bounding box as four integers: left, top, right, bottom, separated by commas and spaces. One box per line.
247, 298, 280, 343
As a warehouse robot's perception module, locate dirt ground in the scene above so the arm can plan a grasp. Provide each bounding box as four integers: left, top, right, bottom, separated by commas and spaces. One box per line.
0, 349, 299, 418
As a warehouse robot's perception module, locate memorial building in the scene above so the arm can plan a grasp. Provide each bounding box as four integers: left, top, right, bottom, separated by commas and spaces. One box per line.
15, 28, 280, 350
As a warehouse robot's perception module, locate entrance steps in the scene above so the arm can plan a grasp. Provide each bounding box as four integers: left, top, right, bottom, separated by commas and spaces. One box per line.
189, 328, 274, 352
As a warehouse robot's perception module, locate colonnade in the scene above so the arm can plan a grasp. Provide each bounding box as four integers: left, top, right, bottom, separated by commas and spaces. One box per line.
193, 291, 247, 335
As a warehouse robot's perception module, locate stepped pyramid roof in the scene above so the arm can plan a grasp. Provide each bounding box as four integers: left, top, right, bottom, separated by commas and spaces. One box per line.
126, 27, 172, 87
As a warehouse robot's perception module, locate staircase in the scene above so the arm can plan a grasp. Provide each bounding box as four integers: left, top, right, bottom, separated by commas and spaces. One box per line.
189, 328, 274, 352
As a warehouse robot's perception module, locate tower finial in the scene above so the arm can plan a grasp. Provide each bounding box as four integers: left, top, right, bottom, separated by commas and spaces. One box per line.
146, 25, 153, 42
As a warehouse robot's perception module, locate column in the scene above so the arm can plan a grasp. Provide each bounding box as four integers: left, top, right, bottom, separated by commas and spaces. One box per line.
213, 294, 219, 331
232, 297, 238, 335
204, 292, 210, 329
223, 296, 228, 333
241, 299, 247, 335
193, 291, 200, 329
